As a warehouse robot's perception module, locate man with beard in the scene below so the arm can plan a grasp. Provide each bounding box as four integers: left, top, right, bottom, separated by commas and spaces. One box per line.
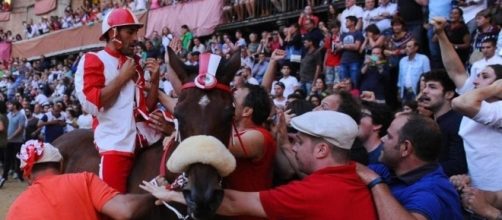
356, 114, 463, 220
75, 8, 160, 193
419, 70, 467, 176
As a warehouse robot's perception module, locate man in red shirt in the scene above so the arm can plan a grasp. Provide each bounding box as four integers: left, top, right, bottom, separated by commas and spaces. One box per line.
7, 140, 155, 220
141, 111, 377, 220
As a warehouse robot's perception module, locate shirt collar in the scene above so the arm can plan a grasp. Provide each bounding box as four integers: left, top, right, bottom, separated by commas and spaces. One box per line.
394, 163, 439, 185
105, 47, 123, 59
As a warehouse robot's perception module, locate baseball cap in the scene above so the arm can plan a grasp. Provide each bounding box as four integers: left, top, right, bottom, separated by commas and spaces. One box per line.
290, 111, 358, 150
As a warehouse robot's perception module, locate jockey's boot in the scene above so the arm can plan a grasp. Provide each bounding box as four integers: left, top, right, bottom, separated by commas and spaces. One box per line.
99, 154, 134, 193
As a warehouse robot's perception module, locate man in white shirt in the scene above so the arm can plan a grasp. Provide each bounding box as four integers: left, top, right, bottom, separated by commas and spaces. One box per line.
192, 38, 206, 53
270, 64, 299, 98
241, 67, 259, 85
35, 88, 49, 106
374, 0, 397, 33
339, 0, 364, 33
471, 38, 502, 77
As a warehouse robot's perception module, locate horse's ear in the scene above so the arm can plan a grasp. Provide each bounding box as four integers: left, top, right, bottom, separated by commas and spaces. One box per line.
217, 50, 241, 85
167, 47, 189, 83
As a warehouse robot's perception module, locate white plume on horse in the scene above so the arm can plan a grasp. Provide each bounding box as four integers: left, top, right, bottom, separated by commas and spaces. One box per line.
167, 135, 237, 177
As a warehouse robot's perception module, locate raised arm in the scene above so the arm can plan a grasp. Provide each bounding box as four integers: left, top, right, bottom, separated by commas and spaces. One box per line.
431, 17, 469, 89
452, 79, 502, 119
261, 49, 285, 92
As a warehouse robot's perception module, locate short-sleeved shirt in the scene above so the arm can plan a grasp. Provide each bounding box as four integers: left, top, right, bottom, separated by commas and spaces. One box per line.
6, 172, 119, 220
370, 163, 463, 220
41, 111, 66, 143
181, 32, 194, 50
7, 111, 25, 143
259, 163, 377, 220
340, 5, 364, 33
340, 31, 364, 64
299, 49, 322, 82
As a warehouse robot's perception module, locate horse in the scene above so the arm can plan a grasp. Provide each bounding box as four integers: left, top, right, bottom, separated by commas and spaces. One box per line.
53, 48, 240, 220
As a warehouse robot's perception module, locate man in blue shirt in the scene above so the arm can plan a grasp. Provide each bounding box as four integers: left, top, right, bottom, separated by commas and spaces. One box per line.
398, 39, 431, 102
1, 101, 26, 187
356, 113, 463, 220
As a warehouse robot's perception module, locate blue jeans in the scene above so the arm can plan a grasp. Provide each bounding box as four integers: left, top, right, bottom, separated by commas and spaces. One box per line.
300, 81, 312, 94
324, 66, 341, 85
339, 62, 361, 88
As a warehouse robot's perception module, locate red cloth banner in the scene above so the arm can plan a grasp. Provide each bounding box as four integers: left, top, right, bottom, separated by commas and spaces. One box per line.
0, 42, 11, 61
35, 0, 57, 15
0, 11, 10, 22
145, 0, 224, 38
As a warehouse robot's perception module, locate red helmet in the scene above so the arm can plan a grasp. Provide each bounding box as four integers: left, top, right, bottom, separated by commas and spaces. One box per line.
100, 8, 143, 41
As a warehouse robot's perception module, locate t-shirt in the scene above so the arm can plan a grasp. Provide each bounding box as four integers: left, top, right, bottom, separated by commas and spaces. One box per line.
259, 163, 377, 220
41, 111, 66, 143
323, 34, 341, 67
299, 49, 322, 82
436, 110, 467, 177
6, 172, 119, 220
7, 111, 25, 143
77, 114, 93, 129
340, 5, 364, 33
370, 163, 463, 220
340, 31, 364, 64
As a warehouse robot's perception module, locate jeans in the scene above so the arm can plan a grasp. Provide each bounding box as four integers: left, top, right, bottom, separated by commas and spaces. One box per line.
300, 81, 313, 94
324, 66, 341, 85
2, 142, 23, 180
339, 62, 362, 88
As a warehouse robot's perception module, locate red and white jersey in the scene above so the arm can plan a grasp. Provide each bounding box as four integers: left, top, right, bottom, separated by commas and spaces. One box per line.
75, 48, 137, 155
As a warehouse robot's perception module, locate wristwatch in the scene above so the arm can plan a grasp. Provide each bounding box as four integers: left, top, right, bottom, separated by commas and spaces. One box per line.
367, 177, 385, 189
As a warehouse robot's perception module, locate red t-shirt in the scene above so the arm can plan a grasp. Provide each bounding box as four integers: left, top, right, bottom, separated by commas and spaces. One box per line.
225, 127, 276, 220
259, 162, 377, 220
324, 35, 341, 67
7, 172, 119, 220
299, 15, 320, 34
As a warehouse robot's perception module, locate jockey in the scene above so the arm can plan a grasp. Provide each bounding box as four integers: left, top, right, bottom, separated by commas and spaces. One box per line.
74, 8, 160, 193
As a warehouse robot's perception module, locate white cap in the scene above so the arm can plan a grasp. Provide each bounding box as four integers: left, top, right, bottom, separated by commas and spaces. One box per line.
290, 111, 358, 150
18, 140, 62, 176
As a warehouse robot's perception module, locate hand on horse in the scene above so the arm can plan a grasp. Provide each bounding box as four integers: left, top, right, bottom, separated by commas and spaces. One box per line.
139, 180, 174, 204
148, 111, 174, 135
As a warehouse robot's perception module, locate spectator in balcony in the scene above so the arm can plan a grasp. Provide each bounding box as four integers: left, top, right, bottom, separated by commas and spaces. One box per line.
14, 34, 22, 42
222, 34, 235, 55
398, 39, 431, 102
235, 0, 246, 21
235, 30, 247, 48
252, 52, 268, 83
336, 16, 364, 88
161, 26, 173, 54
298, 6, 319, 34
180, 24, 193, 52
269, 31, 283, 52
208, 34, 223, 54
245, 0, 256, 18
362, 0, 379, 31
339, 0, 363, 33
192, 37, 206, 53
360, 24, 385, 58
50, 16, 61, 31
360, 46, 389, 103
323, 21, 342, 88
271, 0, 286, 12
248, 32, 260, 56
150, 0, 161, 10
299, 37, 322, 93
470, 9, 500, 64
61, 10, 73, 29
23, 21, 37, 39
373, 0, 397, 34
223, 0, 235, 22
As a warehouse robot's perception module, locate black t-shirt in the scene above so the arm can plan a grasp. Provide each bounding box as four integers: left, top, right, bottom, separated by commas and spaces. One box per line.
397, 0, 423, 22
299, 49, 322, 82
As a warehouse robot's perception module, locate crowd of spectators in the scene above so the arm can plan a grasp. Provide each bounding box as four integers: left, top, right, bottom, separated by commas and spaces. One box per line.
1, 0, 502, 219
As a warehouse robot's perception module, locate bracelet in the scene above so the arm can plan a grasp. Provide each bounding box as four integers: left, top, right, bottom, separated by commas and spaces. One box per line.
367, 177, 385, 189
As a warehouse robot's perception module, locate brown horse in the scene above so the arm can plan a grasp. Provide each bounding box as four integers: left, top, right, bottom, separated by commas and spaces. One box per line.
53, 48, 240, 220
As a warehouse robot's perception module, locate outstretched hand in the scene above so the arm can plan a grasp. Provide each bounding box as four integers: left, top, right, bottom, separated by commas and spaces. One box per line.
139, 180, 173, 204
430, 17, 448, 34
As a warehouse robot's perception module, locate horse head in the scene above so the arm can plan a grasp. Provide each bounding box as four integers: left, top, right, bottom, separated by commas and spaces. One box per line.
167, 48, 240, 219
